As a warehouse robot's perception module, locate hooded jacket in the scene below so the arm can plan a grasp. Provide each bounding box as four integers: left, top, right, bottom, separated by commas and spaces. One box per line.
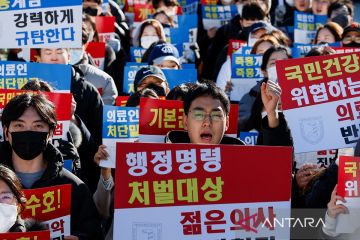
0, 142, 103, 240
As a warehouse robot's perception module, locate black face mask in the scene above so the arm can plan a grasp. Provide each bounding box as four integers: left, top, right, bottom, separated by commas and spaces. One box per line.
331, 14, 349, 29
146, 83, 167, 96
9, 131, 48, 160
343, 42, 360, 48
241, 26, 252, 40
83, 7, 98, 16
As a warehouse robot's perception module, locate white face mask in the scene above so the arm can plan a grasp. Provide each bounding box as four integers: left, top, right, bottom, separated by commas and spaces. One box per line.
69, 48, 84, 65
0, 203, 18, 233
266, 66, 278, 83
140, 36, 159, 49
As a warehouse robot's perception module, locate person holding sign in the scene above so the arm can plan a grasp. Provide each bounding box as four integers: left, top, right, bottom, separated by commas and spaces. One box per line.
0, 94, 103, 240
166, 81, 292, 146
341, 22, 360, 48
0, 164, 46, 232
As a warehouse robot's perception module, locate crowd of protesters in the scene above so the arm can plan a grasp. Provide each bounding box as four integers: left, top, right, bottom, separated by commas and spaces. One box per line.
0, 0, 359, 239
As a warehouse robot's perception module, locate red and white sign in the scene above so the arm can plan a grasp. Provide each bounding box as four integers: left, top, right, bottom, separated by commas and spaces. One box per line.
336, 156, 360, 233
277, 52, 360, 153
139, 98, 238, 142
22, 184, 72, 239
0, 231, 51, 240
85, 42, 106, 70
95, 16, 115, 43
0, 89, 72, 142
113, 142, 292, 239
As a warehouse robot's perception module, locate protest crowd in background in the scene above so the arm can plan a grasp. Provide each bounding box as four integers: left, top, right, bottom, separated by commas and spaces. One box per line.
0, 0, 359, 239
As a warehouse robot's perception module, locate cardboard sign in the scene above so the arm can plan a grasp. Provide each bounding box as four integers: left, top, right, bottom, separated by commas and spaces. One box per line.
85, 41, 106, 70
202, 5, 238, 30
113, 142, 293, 239
294, 11, 327, 44
102, 105, 139, 168
0, 61, 71, 92
277, 52, 360, 153
230, 54, 263, 102
95, 16, 115, 43
0, 0, 83, 48
336, 156, 360, 233
22, 184, 72, 239
139, 98, 238, 142
0, 231, 51, 240
0, 90, 72, 143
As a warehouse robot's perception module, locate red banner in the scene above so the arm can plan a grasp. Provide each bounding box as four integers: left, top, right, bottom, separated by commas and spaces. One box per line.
139, 98, 238, 135
22, 184, 72, 221
0, 231, 50, 240
227, 39, 246, 56
0, 89, 72, 121
115, 96, 129, 107
276, 52, 360, 110
114, 142, 292, 209
85, 42, 106, 58
134, 4, 155, 22
338, 156, 360, 198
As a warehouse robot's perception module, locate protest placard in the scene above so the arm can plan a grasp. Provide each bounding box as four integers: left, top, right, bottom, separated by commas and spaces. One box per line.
85, 42, 106, 70
22, 184, 72, 240
230, 53, 263, 101
0, 90, 72, 143
0, 61, 71, 92
102, 105, 139, 168
277, 52, 360, 153
0, 0, 83, 48
95, 16, 115, 43
139, 98, 238, 142
294, 11, 327, 44
201, 5, 237, 30
336, 156, 360, 234
0, 231, 51, 240
113, 142, 293, 239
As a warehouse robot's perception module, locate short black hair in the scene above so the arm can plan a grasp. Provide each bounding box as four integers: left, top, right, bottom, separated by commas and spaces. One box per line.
166, 83, 195, 101
327, 0, 353, 18
260, 46, 291, 71
126, 88, 159, 107
1, 93, 57, 133
241, 2, 266, 21
183, 82, 230, 115
152, 0, 178, 9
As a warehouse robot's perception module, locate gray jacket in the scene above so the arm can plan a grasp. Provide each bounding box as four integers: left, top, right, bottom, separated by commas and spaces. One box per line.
78, 64, 118, 105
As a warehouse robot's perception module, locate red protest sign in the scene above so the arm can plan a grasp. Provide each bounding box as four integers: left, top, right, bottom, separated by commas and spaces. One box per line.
0, 89, 72, 121
113, 142, 292, 239
85, 42, 106, 70
139, 98, 238, 139
227, 39, 246, 56
22, 184, 72, 239
134, 4, 155, 22
95, 16, 115, 43
115, 96, 130, 106
277, 52, 360, 111
338, 156, 360, 198
0, 231, 51, 240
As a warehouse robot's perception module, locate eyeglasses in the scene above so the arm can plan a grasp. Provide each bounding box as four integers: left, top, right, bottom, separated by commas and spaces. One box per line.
0, 192, 15, 204
189, 110, 225, 121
